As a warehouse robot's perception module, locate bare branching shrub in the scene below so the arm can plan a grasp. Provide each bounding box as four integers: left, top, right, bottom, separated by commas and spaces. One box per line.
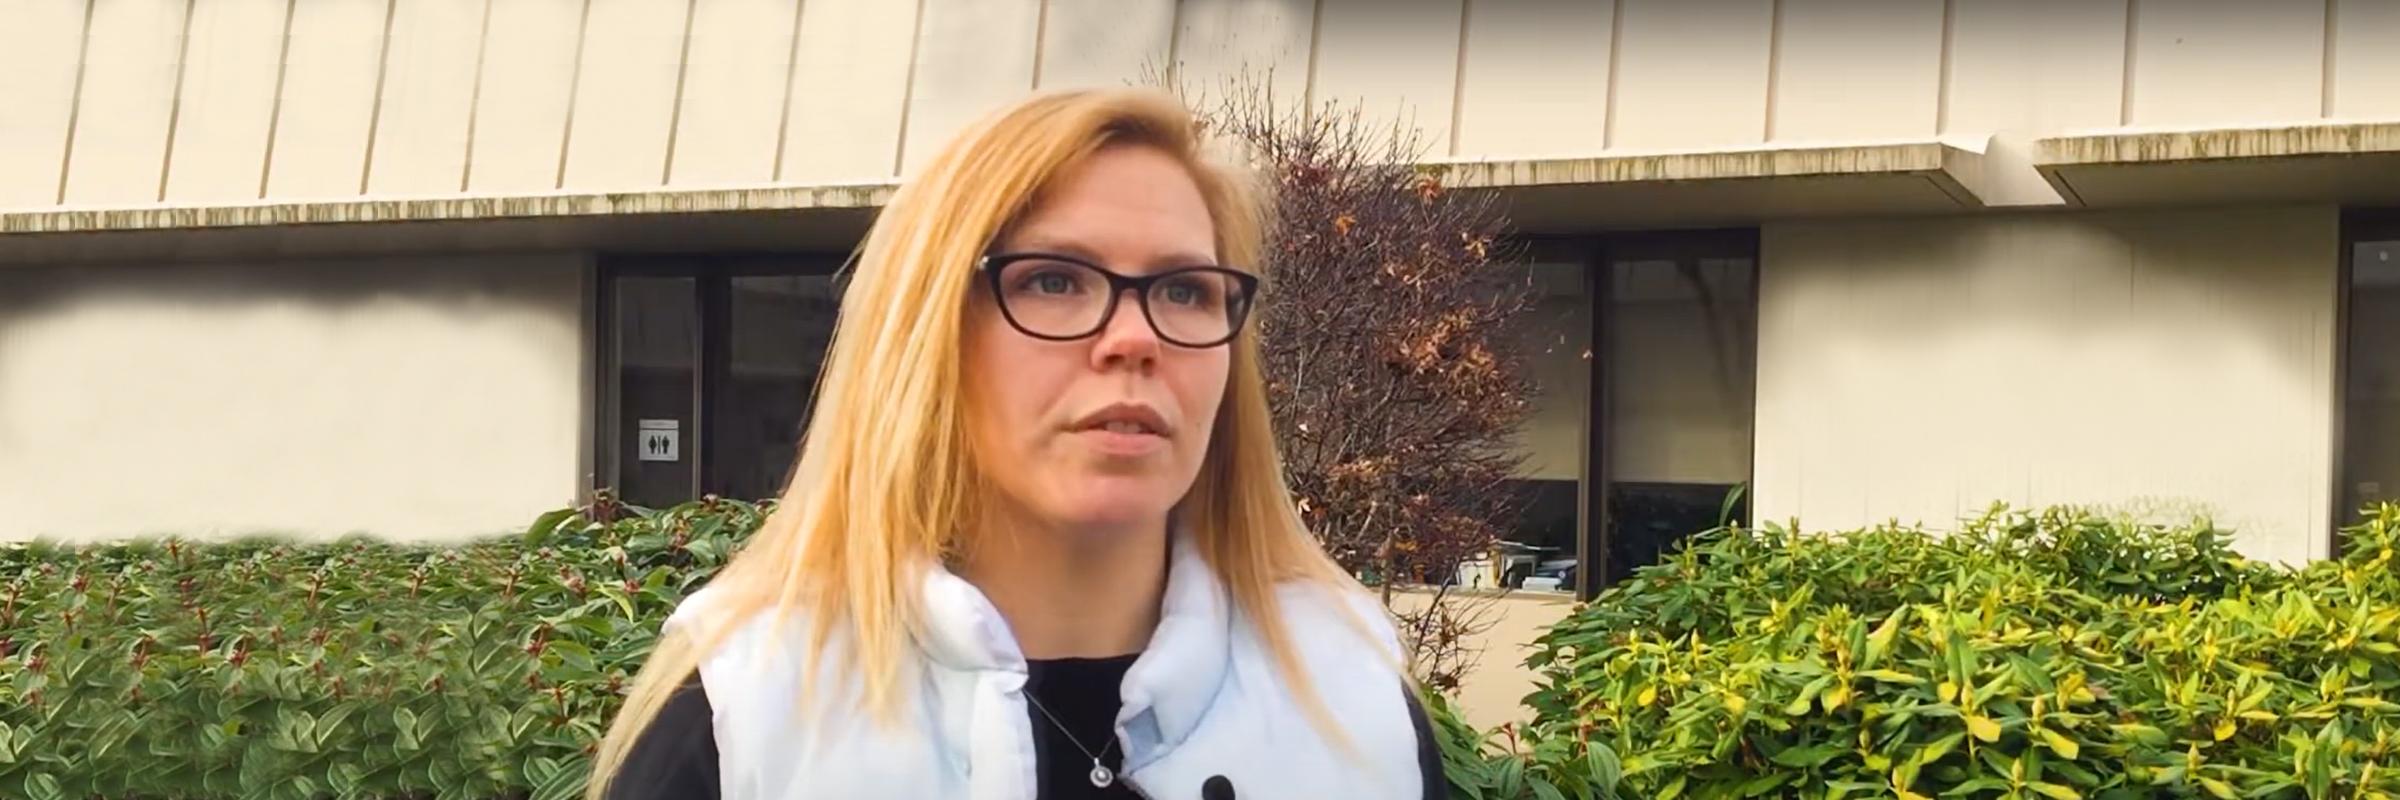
1176, 73, 1538, 691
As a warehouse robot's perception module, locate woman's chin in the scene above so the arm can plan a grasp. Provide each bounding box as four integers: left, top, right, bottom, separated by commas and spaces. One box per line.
998, 467, 1193, 534
1053, 505, 1169, 533
1043, 487, 1177, 532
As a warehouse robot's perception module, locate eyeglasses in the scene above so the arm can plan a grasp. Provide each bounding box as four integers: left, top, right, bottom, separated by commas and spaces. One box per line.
978, 252, 1260, 348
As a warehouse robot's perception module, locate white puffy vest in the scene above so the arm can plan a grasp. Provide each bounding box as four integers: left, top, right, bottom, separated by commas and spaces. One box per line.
664, 535, 1427, 800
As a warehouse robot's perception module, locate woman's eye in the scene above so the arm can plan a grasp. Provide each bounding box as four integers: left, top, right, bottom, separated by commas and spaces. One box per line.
1160, 277, 1220, 307
1014, 268, 1084, 295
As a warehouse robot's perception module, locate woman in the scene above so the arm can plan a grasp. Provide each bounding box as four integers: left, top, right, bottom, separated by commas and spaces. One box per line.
588, 88, 1445, 800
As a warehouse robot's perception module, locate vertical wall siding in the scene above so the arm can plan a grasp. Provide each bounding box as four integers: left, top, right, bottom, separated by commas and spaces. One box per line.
898, 0, 1041, 173
777, 0, 917, 184
666, 0, 800, 188
262, 0, 387, 200
1310, 0, 1463, 154
4, 0, 2397, 210
157, 0, 284, 204
0, 0, 86, 208
1608, 0, 1773, 151
557, 0, 690, 190
2332, 0, 2400, 119
1453, 0, 1612, 158
58, 0, 187, 207
1037, 0, 1175, 92
1171, 0, 1318, 107
362, 0, 482, 197
1768, 0, 1943, 142
463, 0, 581, 193
2125, 0, 2326, 129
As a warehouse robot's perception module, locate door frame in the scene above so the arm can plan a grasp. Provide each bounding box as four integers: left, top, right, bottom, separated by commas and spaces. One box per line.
594, 252, 849, 503
2336, 210, 2400, 555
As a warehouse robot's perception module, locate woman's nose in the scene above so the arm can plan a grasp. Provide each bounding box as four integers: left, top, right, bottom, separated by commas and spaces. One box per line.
1088, 288, 1162, 368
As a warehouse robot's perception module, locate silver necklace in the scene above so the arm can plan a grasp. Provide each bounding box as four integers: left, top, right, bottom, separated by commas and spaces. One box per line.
1024, 690, 1120, 788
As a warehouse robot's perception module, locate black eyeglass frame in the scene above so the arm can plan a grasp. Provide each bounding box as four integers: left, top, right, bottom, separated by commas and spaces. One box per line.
977, 252, 1262, 348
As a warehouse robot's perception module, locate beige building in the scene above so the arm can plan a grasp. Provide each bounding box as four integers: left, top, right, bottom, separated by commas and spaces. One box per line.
3, 0, 2396, 591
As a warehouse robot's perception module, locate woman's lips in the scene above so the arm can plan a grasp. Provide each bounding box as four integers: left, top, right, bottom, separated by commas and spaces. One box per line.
1074, 427, 1169, 456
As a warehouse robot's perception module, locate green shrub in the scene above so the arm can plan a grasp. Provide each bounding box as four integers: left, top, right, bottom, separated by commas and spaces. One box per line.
0, 494, 759, 800
1521, 504, 2400, 800
21, 497, 2395, 800
1425, 688, 1624, 800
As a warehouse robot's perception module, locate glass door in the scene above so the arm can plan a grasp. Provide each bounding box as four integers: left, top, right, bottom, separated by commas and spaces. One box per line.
609, 276, 699, 508
599, 256, 843, 507
716, 273, 840, 502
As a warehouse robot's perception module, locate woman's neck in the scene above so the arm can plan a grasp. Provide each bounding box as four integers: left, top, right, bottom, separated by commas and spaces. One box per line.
959, 511, 1171, 661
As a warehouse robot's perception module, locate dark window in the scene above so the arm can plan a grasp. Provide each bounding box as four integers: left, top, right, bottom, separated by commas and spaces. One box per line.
1608, 481, 1748, 581
1598, 234, 1757, 588
1497, 256, 1593, 588
2343, 215, 2400, 541
1507, 479, 1581, 554
1511, 232, 1758, 598
719, 274, 840, 502
598, 257, 842, 507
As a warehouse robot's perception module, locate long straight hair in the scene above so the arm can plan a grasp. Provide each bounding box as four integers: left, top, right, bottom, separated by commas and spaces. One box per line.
585, 88, 1367, 798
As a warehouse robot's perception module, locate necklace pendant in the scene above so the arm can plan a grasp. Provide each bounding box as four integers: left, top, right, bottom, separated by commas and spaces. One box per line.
1088, 762, 1115, 788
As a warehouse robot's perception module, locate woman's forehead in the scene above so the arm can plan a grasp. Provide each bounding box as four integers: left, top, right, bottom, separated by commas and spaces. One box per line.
997, 233, 1217, 270
1000, 148, 1220, 267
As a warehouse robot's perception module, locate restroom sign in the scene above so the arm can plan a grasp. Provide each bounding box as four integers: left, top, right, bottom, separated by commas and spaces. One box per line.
637, 419, 680, 462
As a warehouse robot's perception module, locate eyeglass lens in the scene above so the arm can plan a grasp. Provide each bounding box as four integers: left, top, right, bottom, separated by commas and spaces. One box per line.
991, 257, 1249, 345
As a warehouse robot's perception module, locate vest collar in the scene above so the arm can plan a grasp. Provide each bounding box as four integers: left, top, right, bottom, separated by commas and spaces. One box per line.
913, 530, 1233, 765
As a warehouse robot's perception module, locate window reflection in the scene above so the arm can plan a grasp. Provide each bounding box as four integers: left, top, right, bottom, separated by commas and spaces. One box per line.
2346, 238, 2400, 526
1604, 247, 1755, 582
721, 275, 839, 502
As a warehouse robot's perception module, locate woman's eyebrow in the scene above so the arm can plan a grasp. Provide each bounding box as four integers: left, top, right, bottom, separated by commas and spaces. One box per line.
999, 236, 1101, 261
1004, 236, 1217, 268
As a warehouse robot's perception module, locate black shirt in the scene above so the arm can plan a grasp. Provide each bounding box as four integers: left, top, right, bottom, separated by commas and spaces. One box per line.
1024, 654, 1143, 799
609, 655, 1449, 799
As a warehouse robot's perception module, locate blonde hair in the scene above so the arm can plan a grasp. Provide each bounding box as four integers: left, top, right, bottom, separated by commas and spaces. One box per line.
585, 88, 1369, 799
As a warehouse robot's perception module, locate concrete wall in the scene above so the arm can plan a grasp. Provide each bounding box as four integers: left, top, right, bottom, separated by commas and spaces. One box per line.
1388, 588, 1575, 731
1755, 206, 2342, 564
5, 0, 2397, 210
0, 254, 589, 542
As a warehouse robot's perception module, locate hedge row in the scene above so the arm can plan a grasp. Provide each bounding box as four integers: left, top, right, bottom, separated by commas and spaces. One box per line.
0, 494, 756, 800
1500, 504, 2400, 800
0, 495, 1499, 800
11, 498, 2394, 799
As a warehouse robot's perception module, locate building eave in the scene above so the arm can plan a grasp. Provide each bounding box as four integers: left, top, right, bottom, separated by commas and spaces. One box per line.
0, 183, 898, 236
0, 184, 898, 265
1430, 139, 1993, 232
0, 140, 2012, 259
2035, 120, 2400, 208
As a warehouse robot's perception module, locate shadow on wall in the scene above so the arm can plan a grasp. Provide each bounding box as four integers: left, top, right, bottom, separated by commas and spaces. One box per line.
0, 254, 587, 544
1758, 206, 2340, 564
0, 254, 575, 322
1766, 208, 2336, 391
